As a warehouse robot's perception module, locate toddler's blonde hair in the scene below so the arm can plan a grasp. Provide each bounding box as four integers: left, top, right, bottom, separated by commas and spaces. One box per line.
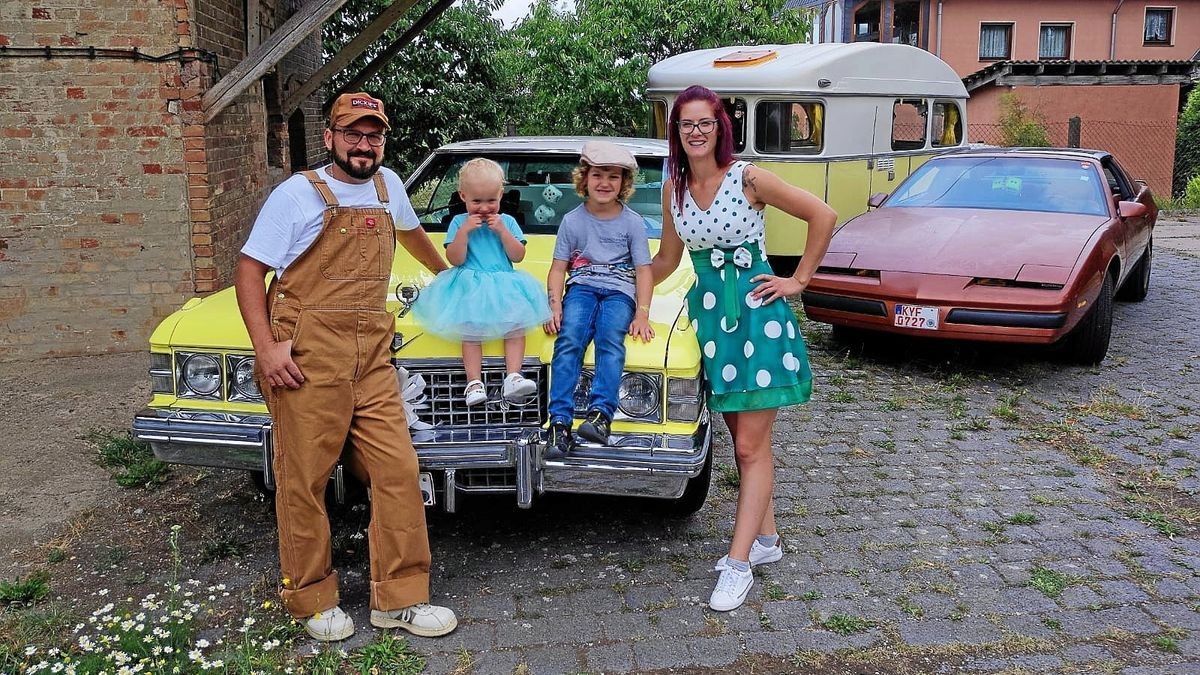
458, 157, 505, 190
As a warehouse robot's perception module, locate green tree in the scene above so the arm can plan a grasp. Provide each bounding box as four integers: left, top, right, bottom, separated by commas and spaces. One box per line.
1173, 85, 1200, 198
506, 0, 811, 136
324, 0, 516, 174
998, 93, 1050, 148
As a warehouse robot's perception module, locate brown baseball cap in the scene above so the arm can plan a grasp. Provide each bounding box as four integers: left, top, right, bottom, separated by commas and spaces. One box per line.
329, 92, 391, 130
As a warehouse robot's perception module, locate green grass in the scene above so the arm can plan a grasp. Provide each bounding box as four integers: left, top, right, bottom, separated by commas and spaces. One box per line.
762, 581, 787, 602
201, 535, 247, 564
818, 613, 873, 635
831, 391, 855, 403
88, 429, 170, 488
799, 590, 822, 601
896, 595, 924, 618
0, 571, 50, 605
1029, 566, 1076, 598
1041, 616, 1062, 631
1006, 513, 1040, 526
1030, 494, 1063, 506
1130, 510, 1183, 537
348, 633, 425, 674
717, 463, 740, 488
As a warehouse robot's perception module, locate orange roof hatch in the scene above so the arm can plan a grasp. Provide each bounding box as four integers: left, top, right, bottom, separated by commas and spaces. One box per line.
713, 49, 778, 68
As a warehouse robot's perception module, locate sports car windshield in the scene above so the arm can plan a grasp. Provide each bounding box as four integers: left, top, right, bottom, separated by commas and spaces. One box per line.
885, 156, 1110, 217
406, 153, 666, 237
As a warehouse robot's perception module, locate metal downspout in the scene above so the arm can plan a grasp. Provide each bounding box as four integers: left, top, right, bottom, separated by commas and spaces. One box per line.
1111, 0, 1126, 60
936, 0, 944, 57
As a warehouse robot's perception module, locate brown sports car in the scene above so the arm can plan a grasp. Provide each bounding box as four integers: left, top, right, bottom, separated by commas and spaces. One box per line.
802, 148, 1155, 364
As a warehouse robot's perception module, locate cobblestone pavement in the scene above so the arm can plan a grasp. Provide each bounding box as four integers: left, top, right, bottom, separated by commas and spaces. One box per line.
381, 250, 1199, 673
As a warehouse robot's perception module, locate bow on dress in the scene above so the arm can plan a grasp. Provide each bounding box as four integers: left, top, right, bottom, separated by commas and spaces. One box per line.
710, 246, 753, 329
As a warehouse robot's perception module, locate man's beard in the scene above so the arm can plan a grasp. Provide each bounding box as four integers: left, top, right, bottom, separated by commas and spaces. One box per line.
333, 149, 382, 180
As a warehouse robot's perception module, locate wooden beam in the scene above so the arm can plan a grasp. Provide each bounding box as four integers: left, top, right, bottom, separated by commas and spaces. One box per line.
327, 0, 455, 108
280, 0, 422, 117
202, 0, 352, 123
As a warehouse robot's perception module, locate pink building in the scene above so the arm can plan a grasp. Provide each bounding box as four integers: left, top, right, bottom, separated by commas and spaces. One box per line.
793, 0, 1200, 195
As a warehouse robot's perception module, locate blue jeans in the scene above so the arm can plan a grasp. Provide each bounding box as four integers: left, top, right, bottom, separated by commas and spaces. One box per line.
548, 284, 634, 425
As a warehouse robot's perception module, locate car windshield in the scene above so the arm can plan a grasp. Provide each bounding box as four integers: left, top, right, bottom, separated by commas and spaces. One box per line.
406, 152, 666, 237
885, 156, 1110, 217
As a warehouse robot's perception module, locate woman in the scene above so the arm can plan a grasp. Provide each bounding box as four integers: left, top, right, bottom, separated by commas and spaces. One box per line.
650, 85, 836, 612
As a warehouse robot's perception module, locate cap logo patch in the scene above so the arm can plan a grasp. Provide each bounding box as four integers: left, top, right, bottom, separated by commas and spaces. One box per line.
351, 98, 380, 110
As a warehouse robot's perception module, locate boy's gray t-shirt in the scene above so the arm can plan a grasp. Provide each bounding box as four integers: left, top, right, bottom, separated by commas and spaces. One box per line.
553, 204, 652, 299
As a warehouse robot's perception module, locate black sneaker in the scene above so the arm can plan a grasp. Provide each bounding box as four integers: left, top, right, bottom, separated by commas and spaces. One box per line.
576, 410, 611, 445
544, 422, 573, 461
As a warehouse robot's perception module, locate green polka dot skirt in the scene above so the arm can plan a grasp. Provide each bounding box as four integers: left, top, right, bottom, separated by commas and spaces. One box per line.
687, 242, 813, 412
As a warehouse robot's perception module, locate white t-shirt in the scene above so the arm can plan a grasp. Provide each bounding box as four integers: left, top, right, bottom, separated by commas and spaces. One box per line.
241, 165, 420, 277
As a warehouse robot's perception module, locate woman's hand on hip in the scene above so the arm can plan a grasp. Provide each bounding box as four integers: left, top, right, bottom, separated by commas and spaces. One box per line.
750, 274, 805, 305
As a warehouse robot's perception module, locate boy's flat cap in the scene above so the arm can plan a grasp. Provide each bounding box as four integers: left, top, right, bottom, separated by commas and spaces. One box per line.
579, 141, 637, 171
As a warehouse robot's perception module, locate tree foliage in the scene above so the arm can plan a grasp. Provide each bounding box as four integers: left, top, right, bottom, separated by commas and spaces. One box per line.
998, 93, 1050, 148
507, 0, 811, 136
324, 0, 516, 174
1174, 85, 1200, 198
322, 0, 812, 173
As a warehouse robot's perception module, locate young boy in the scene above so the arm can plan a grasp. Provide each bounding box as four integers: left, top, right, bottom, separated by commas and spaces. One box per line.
543, 141, 655, 458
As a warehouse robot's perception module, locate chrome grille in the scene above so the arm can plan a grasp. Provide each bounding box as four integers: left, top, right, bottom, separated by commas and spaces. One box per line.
399, 358, 545, 429
456, 468, 517, 491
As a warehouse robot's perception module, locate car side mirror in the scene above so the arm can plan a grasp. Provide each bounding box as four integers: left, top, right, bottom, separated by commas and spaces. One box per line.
1118, 201, 1147, 219
867, 192, 887, 209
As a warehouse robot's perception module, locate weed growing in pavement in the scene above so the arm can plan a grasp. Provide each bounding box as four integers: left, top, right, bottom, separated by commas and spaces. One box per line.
1072, 390, 1146, 422
798, 590, 822, 602
896, 595, 924, 618
1030, 494, 1063, 506
0, 571, 50, 606
348, 633, 425, 674
817, 613, 874, 635
87, 430, 170, 488
1029, 566, 1080, 598
1130, 510, 1183, 537
991, 390, 1025, 422
717, 463, 740, 488
830, 391, 855, 403
1006, 513, 1040, 526
1040, 616, 1062, 631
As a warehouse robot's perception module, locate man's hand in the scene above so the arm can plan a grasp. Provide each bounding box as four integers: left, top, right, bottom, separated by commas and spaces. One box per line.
628, 316, 655, 343
543, 308, 563, 335
257, 339, 304, 389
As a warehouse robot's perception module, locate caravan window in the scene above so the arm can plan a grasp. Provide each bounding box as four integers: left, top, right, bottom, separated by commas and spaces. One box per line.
930, 101, 963, 147
891, 98, 928, 151
754, 101, 824, 155
721, 97, 747, 153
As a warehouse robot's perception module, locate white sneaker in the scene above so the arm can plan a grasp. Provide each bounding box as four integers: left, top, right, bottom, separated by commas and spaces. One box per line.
709, 562, 754, 612
305, 606, 354, 642
464, 379, 487, 407
370, 603, 458, 637
716, 539, 783, 569
502, 373, 536, 402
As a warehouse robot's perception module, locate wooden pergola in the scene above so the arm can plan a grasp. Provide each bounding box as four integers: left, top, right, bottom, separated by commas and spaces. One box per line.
201, 0, 455, 123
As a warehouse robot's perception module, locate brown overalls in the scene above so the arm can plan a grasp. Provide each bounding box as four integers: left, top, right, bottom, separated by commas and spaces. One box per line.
261, 170, 431, 619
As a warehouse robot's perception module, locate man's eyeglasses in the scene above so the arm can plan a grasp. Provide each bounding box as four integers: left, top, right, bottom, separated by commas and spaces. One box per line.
335, 127, 387, 147
676, 119, 719, 135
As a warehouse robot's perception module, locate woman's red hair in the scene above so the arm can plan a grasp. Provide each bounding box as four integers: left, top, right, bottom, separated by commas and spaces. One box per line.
668, 85, 735, 211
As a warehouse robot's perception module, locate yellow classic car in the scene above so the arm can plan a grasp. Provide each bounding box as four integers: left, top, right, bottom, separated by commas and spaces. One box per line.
132, 137, 712, 513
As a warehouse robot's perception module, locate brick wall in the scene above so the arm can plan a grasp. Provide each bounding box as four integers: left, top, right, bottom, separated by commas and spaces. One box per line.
0, 0, 326, 358
0, 0, 194, 359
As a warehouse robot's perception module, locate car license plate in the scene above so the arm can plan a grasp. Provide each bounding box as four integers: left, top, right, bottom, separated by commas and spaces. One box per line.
418, 472, 435, 506
894, 304, 939, 330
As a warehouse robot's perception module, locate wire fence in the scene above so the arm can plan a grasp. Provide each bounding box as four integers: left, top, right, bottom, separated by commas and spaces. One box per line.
968, 120, 1177, 198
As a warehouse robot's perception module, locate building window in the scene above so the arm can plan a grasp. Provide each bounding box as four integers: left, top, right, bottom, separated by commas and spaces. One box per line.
1039, 24, 1072, 60
754, 101, 825, 155
853, 1, 882, 43
892, 99, 928, 151
892, 0, 921, 46
979, 23, 1012, 60
1145, 8, 1173, 44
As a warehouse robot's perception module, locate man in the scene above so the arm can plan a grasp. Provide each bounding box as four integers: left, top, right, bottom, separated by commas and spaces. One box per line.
234, 92, 455, 642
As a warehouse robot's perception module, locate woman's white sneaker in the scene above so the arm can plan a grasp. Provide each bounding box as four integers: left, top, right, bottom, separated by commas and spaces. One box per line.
715, 539, 783, 569
305, 606, 355, 642
370, 603, 458, 637
709, 563, 754, 612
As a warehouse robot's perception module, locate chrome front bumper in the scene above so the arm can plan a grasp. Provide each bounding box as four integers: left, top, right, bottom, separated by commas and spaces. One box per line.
132, 408, 711, 511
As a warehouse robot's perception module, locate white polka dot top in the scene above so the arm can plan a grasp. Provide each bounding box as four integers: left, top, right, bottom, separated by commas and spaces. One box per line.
671, 160, 767, 259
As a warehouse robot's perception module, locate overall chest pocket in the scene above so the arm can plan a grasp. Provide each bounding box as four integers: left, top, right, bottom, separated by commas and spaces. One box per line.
320, 216, 391, 281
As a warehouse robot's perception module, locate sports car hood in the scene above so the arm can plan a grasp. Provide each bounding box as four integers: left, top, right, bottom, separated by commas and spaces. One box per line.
162, 234, 694, 371
829, 207, 1109, 279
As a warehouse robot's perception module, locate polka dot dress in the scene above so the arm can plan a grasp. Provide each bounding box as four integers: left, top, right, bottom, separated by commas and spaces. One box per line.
673, 161, 812, 412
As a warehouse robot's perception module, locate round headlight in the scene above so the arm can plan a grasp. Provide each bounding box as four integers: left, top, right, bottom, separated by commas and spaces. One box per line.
573, 372, 593, 412
618, 373, 660, 418
182, 354, 221, 396
232, 358, 260, 399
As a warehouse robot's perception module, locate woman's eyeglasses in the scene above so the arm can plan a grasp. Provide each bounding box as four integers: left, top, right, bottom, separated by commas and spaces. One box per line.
335, 127, 387, 147
676, 119, 718, 135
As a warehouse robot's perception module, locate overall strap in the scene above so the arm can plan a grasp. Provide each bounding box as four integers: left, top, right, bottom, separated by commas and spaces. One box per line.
300, 170, 339, 208
371, 173, 390, 204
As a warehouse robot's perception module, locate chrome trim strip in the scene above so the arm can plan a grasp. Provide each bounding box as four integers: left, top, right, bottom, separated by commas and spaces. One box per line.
443, 469, 456, 513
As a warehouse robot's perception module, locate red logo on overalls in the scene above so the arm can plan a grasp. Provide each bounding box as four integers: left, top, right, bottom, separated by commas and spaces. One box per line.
365, 217, 377, 228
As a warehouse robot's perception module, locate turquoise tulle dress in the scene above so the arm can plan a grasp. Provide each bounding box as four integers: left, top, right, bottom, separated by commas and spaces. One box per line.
412, 213, 551, 341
